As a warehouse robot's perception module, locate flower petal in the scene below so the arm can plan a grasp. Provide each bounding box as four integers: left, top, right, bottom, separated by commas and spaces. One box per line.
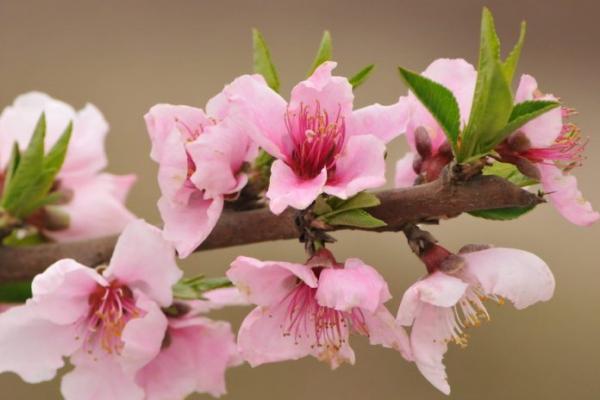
105, 219, 182, 307
30, 258, 104, 325
136, 317, 239, 399
461, 247, 555, 309
227, 256, 317, 307
395, 152, 418, 188
397, 272, 467, 326
362, 305, 413, 361
0, 304, 81, 383
410, 305, 454, 395
46, 173, 136, 242
347, 101, 408, 143
61, 356, 144, 400
289, 61, 354, 120
144, 104, 211, 162
323, 135, 386, 199
158, 192, 224, 258
316, 258, 391, 313
220, 74, 288, 159
514, 74, 562, 148
187, 287, 250, 315
266, 159, 327, 214
539, 163, 600, 226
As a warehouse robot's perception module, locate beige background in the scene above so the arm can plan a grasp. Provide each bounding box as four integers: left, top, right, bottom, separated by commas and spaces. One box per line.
1, 0, 599, 399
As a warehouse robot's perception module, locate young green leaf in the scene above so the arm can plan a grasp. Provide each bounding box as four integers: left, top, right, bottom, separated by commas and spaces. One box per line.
469, 205, 534, 221
494, 100, 560, 144
323, 192, 381, 218
398, 67, 461, 150
502, 21, 527, 82
252, 29, 280, 92
2, 229, 45, 247
0, 281, 32, 303
2, 143, 21, 199
307, 30, 332, 76
458, 8, 514, 162
313, 196, 333, 216
325, 209, 386, 229
349, 64, 375, 89
483, 161, 537, 187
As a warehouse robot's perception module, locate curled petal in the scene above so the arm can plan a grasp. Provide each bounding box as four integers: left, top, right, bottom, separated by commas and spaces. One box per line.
362, 305, 413, 361
539, 164, 600, 226
158, 192, 224, 258
323, 135, 386, 199
316, 258, 391, 313
105, 219, 182, 306
266, 160, 327, 214
395, 152, 418, 188
227, 256, 317, 307
461, 247, 555, 309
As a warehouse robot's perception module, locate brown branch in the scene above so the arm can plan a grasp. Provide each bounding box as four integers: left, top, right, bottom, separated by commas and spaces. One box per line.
0, 175, 542, 282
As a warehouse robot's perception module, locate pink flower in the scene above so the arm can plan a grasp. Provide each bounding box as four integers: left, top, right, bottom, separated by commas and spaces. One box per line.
0, 220, 181, 400
0, 92, 136, 240
496, 74, 599, 226
227, 249, 412, 368
135, 288, 244, 399
145, 80, 257, 257
395, 59, 477, 187
397, 246, 555, 394
228, 61, 405, 214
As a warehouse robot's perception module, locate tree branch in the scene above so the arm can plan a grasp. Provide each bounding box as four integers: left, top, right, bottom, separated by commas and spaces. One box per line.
0, 174, 542, 282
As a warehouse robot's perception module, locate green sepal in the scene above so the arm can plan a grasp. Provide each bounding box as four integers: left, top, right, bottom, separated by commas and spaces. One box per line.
252, 29, 280, 92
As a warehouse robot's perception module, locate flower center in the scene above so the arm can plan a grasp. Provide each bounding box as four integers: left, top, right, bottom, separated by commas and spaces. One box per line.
285, 102, 345, 179
444, 286, 503, 348
279, 280, 368, 351
78, 280, 141, 355
523, 123, 586, 171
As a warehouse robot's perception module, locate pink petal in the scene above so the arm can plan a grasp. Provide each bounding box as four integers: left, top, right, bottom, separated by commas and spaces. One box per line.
323, 135, 386, 199
395, 152, 418, 188
362, 305, 413, 361
227, 256, 317, 307
410, 305, 454, 395
155, 129, 190, 204
144, 104, 210, 162
266, 160, 327, 214
219, 74, 288, 159
186, 118, 251, 199
30, 258, 104, 325
120, 294, 169, 373
61, 356, 144, 400
461, 247, 555, 309
347, 101, 408, 143
105, 219, 182, 307
289, 61, 354, 121
316, 258, 391, 313
0, 304, 81, 383
158, 192, 224, 258
45, 173, 136, 242
539, 163, 600, 226
514, 74, 562, 148
136, 317, 238, 399
397, 272, 467, 326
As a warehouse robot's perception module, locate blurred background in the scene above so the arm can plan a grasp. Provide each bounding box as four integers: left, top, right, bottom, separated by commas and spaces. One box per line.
1, 0, 599, 399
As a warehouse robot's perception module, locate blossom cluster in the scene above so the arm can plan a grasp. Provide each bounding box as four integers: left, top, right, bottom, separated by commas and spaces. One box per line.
0, 9, 597, 400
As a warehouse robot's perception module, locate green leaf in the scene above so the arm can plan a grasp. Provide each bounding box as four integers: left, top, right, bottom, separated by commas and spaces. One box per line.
172, 276, 233, 300
349, 64, 375, 89
502, 21, 526, 82
308, 30, 332, 76
2, 228, 45, 247
469, 205, 534, 220
325, 209, 386, 229
252, 29, 280, 92
458, 8, 514, 162
398, 67, 461, 151
2, 143, 21, 199
1, 113, 47, 217
0, 281, 32, 303
483, 161, 537, 187
313, 196, 333, 216
494, 100, 560, 142
327, 192, 381, 216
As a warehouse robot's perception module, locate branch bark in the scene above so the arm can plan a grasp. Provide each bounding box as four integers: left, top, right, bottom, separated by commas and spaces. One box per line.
0, 174, 542, 282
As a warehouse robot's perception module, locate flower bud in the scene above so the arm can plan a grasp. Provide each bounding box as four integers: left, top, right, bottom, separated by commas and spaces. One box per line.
514, 157, 541, 180
414, 126, 432, 158
508, 131, 532, 153
43, 206, 71, 231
